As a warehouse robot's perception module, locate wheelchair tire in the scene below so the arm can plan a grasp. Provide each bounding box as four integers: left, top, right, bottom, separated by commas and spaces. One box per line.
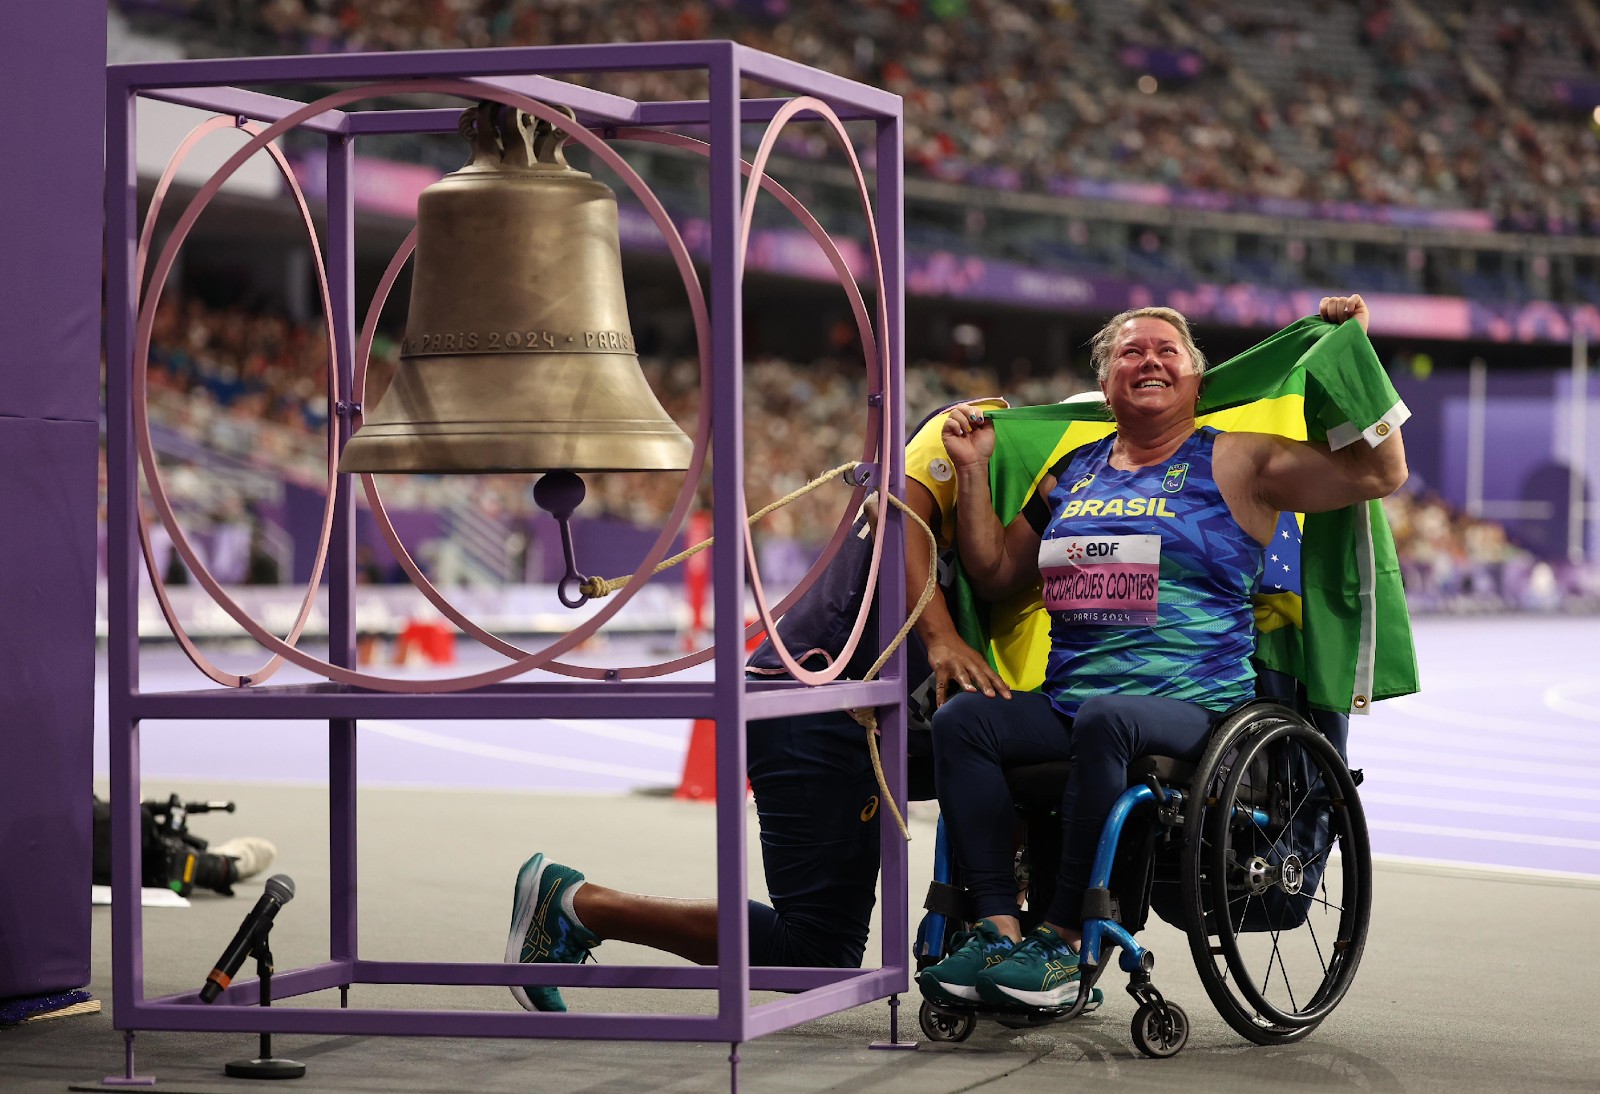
918, 1000, 976, 1043
1180, 701, 1372, 1045
1130, 1000, 1189, 1058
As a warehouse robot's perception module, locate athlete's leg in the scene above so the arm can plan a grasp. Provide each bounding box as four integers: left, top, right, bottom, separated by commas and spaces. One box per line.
523, 708, 878, 972
744, 708, 882, 968
930, 690, 1074, 923
918, 691, 1077, 1006
1046, 693, 1217, 935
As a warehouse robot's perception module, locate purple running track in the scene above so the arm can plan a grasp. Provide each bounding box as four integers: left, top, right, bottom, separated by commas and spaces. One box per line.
96, 616, 1600, 876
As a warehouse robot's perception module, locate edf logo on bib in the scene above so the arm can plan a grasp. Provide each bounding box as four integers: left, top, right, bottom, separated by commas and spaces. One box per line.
1062, 538, 1120, 561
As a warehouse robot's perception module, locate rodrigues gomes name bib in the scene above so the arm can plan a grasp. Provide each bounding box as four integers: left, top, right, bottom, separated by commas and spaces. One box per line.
1038, 534, 1161, 626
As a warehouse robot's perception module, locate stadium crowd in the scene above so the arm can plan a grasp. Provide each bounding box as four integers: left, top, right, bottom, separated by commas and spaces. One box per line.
1383, 488, 1559, 613
115, 0, 1600, 235
131, 292, 1586, 613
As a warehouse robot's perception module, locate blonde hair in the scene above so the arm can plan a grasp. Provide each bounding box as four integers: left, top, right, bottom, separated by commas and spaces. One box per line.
1088, 307, 1208, 384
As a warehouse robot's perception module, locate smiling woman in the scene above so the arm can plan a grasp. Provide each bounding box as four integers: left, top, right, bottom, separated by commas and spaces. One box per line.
915, 294, 1411, 1011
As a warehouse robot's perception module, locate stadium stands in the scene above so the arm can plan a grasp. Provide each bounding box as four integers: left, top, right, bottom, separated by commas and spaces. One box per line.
113, 0, 1600, 238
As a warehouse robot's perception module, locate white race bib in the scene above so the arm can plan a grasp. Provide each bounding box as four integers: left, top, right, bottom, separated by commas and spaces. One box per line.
1038, 534, 1161, 626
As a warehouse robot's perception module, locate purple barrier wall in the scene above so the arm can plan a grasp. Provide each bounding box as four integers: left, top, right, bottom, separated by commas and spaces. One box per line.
1392, 370, 1596, 560
0, 6, 105, 998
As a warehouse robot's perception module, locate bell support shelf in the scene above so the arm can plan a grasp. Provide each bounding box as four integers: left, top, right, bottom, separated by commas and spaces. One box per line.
102, 42, 908, 1089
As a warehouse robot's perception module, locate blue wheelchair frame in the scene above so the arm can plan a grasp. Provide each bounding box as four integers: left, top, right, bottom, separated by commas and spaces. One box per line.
1079, 782, 1270, 982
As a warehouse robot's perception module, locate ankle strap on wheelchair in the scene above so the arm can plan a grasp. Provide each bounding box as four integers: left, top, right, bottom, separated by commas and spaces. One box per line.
1081, 887, 1119, 924
922, 880, 967, 920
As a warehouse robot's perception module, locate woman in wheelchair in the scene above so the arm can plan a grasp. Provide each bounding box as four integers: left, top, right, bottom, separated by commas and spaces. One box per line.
915, 295, 1406, 1021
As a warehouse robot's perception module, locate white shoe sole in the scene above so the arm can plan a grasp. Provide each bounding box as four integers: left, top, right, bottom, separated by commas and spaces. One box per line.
988, 981, 1087, 1009
916, 972, 980, 1003
504, 855, 549, 1012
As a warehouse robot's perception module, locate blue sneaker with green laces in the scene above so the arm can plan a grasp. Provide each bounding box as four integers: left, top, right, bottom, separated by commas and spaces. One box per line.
976, 924, 1101, 1011
915, 919, 1017, 1006
504, 853, 600, 1012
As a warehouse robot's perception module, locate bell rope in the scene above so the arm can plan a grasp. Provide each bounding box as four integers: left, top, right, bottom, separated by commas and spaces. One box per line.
581, 460, 939, 841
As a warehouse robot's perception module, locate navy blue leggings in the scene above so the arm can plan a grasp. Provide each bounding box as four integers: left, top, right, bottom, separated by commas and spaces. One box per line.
932, 691, 1217, 929
745, 708, 881, 967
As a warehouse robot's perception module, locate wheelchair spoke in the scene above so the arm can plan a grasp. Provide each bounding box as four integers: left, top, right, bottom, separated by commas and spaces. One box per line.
1260, 944, 1278, 999
1282, 780, 1311, 855
1262, 880, 1300, 1013
1275, 938, 1299, 1012
1259, 926, 1300, 1014
1231, 889, 1255, 940
1303, 908, 1331, 979
1307, 890, 1344, 916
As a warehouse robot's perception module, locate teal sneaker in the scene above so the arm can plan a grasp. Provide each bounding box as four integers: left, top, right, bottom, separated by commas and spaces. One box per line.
504, 853, 599, 1012
976, 925, 1100, 1011
915, 919, 1017, 1005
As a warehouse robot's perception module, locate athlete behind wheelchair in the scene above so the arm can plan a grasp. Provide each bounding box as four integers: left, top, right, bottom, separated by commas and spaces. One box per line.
910, 296, 1411, 1057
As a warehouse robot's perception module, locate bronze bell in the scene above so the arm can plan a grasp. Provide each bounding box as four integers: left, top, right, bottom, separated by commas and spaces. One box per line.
338, 101, 692, 474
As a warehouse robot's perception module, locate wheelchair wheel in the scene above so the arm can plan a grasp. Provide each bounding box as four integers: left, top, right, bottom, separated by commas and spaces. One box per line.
1131, 1000, 1189, 1058
918, 1000, 976, 1043
1181, 702, 1372, 1045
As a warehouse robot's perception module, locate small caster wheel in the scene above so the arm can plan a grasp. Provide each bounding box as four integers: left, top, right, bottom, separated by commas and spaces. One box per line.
1131, 1000, 1189, 1058
918, 1000, 976, 1043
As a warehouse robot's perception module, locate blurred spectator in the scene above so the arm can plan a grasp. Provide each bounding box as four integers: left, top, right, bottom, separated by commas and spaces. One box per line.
1380, 488, 1579, 613
243, 523, 282, 585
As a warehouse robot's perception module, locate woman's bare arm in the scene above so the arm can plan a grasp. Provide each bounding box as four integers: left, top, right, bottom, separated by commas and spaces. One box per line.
942, 405, 1046, 600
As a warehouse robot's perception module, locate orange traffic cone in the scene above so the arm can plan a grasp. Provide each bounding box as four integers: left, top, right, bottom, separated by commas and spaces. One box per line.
394, 619, 456, 665
674, 719, 718, 801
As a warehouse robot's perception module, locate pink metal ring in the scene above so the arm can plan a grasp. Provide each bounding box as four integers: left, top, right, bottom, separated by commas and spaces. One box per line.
135, 80, 705, 691
353, 126, 884, 681
133, 114, 337, 687
735, 97, 894, 686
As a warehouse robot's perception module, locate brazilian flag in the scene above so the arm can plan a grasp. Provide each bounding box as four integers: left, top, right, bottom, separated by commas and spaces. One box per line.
951, 317, 1419, 715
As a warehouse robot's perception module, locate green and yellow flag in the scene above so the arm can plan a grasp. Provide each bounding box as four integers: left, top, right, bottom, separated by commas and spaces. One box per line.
950, 317, 1419, 714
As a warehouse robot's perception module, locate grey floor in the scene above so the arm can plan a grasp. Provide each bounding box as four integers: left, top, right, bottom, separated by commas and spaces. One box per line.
4, 779, 1599, 1093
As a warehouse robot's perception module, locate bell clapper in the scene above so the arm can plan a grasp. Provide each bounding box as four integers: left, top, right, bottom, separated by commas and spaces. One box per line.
533, 471, 592, 608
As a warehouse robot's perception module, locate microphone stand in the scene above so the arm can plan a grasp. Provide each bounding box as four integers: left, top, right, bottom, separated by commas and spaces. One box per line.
223, 934, 306, 1080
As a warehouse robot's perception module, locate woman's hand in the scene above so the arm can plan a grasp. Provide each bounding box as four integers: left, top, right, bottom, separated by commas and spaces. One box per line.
941, 403, 996, 469
927, 637, 1012, 706
1320, 293, 1370, 332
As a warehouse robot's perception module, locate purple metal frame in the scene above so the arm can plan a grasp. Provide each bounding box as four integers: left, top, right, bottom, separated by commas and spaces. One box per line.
104, 42, 906, 1053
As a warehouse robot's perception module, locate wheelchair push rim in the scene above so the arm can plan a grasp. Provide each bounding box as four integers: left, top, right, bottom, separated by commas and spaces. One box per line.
1181, 702, 1373, 1040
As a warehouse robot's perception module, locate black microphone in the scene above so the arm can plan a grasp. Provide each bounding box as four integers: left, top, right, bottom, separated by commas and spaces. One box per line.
199, 874, 294, 1003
